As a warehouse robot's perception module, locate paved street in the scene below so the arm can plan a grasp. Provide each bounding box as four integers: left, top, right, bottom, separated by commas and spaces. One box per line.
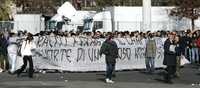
0, 64, 199, 88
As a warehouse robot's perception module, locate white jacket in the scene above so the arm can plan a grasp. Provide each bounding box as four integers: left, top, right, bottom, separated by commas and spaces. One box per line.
21, 40, 36, 56
7, 37, 18, 54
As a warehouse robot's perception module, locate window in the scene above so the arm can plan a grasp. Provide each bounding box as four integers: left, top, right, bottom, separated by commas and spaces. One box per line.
116, 0, 143, 6
152, 0, 170, 6
93, 21, 103, 30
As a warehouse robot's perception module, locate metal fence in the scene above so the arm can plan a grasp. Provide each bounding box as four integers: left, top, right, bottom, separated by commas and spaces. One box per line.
0, 20, 195, 32
0, 21, 14, 31
0, 21, 83, 33
0, 21, 45, 33
115, 20, 193, 32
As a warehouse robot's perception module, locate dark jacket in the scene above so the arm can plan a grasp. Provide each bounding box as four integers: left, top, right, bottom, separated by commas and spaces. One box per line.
180, 36, 192, 47
0, 36, 9, 56
163, 39, 177, 66
175, 43, 182, 56
179, 36, 185, 54
100, 39, 118, 64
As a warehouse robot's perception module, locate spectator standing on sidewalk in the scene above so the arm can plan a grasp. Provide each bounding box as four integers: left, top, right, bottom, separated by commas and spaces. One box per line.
174, 35, 182, 78
163, 32, 177, 84
145, 33, 157, 74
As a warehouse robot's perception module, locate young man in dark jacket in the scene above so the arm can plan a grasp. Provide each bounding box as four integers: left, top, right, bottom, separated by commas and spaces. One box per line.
163, 32, 177, 84
100, 33, 118, 83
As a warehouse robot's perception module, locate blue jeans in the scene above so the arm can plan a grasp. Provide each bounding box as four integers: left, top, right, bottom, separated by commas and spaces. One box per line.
191, 48, 199, 63
145, 57, 155, 73
189, 49, 193, 63
106, 63, 115, 80
186, 48, 199, 63
8, 53, 17, 73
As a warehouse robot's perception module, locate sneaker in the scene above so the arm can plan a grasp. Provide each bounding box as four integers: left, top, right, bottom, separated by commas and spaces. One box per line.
105, 78, 114, 83
108, 80, 115, 83
0, 68, 2, 73
105, 78, 109, 83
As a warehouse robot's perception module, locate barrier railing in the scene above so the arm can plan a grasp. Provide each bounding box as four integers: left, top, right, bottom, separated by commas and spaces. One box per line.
0, 20, 197, 32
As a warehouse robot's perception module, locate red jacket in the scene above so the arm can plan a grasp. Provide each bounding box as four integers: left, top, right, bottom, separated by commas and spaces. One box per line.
196, 37, 200, 48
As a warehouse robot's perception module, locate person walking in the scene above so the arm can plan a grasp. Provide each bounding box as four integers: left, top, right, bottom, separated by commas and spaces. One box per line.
16, 33, 36, 78
163, 32, 177, 84
100, 33, 118, 83
145, 33, 156, 74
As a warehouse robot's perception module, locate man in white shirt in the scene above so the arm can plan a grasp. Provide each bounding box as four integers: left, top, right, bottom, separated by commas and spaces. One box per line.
15, 33, 36, 78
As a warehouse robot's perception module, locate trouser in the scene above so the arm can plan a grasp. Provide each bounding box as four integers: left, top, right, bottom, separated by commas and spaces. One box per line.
8, 53, 17, 73
0, 54, 4, 70
199, 48, 200, 64
16, 56, 33, 77
145, 57, 155, 73
191, 48, 199, 63
5, 56, 9, 70
112, 65, 116, 75
164, 65, 176, 81
176, 56, 181, 77
185, 48, 190, 62
186, 48, 199, 63
0, 54, 9, 70
106, 63, 115, 80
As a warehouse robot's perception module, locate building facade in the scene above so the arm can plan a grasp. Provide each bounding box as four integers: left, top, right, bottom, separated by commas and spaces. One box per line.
14, 0, 175, 14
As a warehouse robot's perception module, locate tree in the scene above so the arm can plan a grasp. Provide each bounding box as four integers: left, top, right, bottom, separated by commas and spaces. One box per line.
0, 0, 12, 21
96, 0, 119, 8
95, 0, 130, 7
95, 0, 142, 11
15, 0, 61, 15
170, 0, 200, 30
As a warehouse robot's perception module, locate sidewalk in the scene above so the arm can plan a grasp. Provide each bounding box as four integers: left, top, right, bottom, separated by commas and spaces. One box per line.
0, 81, 199, 88
0, 64, 199, 88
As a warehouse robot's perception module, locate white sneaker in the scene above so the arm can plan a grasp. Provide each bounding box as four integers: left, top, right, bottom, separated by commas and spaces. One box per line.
105, 78, 114, 83
0, 68, 3, 73
108, 80, 115, 83
105, 78, 110, 83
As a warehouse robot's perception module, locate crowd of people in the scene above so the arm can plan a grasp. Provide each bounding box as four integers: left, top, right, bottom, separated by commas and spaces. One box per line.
0, 29, 200, 83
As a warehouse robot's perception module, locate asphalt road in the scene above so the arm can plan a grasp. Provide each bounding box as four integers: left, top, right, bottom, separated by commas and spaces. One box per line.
0, 64, 199, 88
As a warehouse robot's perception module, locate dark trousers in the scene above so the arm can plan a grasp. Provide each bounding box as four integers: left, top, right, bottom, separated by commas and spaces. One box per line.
5, 56, 9, 70
164, 65, 176, 81
106, 63, 115, 80
0, 53, 9, 70
17, 56, 34, 77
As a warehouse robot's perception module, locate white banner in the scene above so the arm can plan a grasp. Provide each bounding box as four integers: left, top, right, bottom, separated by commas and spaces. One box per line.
9, 36, 166, 72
